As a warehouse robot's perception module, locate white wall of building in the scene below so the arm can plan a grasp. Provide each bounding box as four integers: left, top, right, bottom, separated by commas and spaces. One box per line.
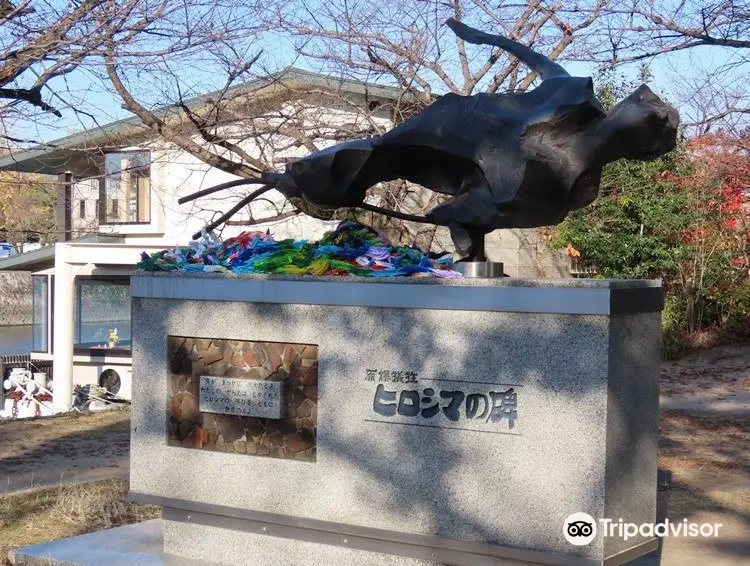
71, 178, 100, 236
159, 98, 392, 244
85, 97, 392, 247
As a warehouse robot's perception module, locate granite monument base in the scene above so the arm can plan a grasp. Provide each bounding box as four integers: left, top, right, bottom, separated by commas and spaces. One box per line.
129, 273, 663, 566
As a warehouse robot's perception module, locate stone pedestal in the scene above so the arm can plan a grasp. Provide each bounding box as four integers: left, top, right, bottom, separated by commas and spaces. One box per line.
129, 273, 663, 566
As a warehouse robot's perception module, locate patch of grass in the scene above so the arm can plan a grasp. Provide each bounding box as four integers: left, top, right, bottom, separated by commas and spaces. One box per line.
662, 324, 692, 360
0, 479, 160, 565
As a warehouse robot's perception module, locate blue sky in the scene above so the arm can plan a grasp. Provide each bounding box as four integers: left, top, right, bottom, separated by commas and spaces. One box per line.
11, 22, 745, 146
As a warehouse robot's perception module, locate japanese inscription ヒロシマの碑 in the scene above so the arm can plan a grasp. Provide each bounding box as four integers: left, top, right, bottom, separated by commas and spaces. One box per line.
365, 369, 519, 430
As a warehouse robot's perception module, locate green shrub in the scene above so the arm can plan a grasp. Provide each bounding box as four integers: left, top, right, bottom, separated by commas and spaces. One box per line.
717, 280, 750, 341
661, 326, 691, 360
661, 293, 691, 360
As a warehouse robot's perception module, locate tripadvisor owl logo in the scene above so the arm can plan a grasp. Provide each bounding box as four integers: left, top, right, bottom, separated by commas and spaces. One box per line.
563, 512, 723, 545
564, 512, 597, 546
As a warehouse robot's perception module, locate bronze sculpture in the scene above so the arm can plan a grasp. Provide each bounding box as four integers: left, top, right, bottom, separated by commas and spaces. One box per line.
181, 18, 680, 260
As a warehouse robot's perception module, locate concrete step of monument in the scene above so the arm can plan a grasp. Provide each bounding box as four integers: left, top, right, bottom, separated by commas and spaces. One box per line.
8, 520, 208, 566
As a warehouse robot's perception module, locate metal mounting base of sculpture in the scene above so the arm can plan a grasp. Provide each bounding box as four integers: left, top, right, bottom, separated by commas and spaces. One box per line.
180, 18, 680, 262
454, 260, 506, 278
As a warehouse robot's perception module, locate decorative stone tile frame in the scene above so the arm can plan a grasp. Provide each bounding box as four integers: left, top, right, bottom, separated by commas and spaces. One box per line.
167, 336, 317, 462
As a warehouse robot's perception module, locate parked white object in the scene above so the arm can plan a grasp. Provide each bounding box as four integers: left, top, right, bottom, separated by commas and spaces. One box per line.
0, 368, 56, 419
33, 372, 47, 388
98, 365, 133, 400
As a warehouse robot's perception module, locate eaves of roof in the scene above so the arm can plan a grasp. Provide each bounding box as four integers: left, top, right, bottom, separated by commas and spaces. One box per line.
0, 234, 125, 272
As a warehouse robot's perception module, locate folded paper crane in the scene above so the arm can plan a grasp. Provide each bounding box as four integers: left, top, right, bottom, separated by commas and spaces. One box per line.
181, 18, 679, 260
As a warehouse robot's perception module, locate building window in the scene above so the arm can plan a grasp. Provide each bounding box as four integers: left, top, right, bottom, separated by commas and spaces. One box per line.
78, 199, 86, 219
74, 279, 131, 354
32, 275, 48, 352
100, 151, 151, 224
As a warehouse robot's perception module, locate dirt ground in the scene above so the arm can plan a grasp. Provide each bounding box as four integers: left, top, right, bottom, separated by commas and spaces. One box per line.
0, 409, 130, 495
0, 345, 748, 565
660, 343, 750, 414
635, 344, 750, 565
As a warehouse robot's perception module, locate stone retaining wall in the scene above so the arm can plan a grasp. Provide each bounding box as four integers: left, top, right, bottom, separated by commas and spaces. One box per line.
485, 228, 570, 277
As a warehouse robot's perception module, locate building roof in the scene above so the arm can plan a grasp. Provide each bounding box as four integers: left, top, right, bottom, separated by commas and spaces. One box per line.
0, 68, 406, 176
0, 235, 124, 272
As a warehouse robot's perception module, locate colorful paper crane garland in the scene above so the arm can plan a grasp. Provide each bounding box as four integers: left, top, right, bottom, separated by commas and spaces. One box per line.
136, 221, 462, 278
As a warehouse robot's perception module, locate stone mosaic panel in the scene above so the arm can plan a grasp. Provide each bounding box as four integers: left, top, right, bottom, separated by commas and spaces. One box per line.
167, 336, 317, 462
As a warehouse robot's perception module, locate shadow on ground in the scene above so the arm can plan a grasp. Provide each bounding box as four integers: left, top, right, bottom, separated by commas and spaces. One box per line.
0, 411, 130, 495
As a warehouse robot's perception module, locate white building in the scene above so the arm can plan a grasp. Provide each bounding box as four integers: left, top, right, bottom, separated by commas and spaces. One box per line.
0, 68, 568, 413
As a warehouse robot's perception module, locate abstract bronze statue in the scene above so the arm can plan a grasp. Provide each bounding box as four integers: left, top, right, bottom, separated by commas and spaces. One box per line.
181, 18, 680, 260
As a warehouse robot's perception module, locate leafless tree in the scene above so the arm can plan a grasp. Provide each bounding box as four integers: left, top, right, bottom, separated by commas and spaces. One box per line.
258, 0, 611, 247
0, 0, 277, 247
101, 0, 612, 249
597, 1, 750, 131
0, 0, 139, 122
273, 0, 609, 96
